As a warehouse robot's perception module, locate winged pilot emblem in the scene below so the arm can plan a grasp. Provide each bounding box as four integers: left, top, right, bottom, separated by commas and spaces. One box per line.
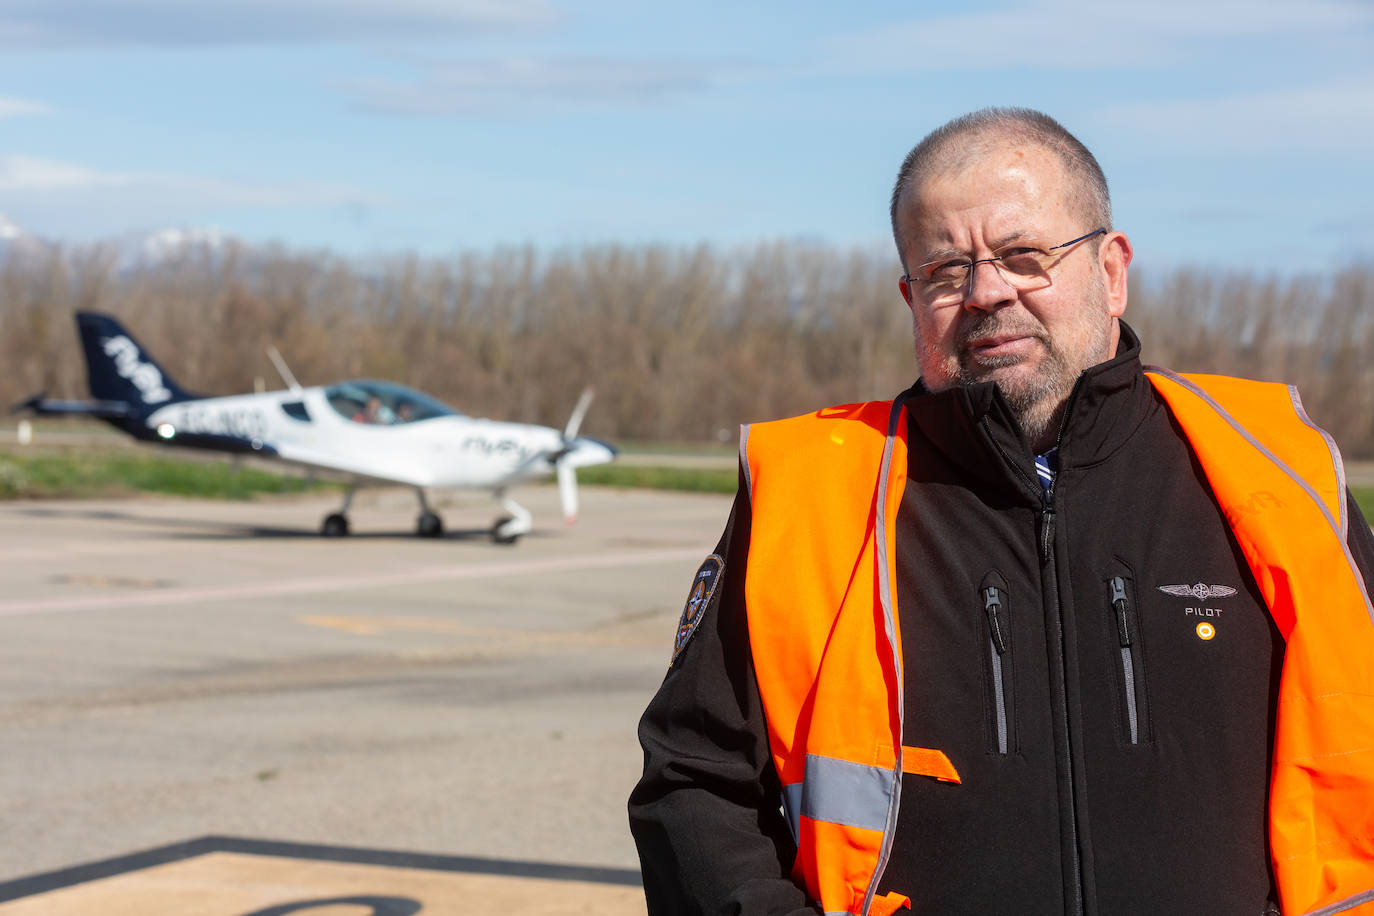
1157, 582, 1238, 600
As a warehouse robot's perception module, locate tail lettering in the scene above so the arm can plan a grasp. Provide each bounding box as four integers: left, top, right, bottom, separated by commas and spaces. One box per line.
102, 335, 173, 404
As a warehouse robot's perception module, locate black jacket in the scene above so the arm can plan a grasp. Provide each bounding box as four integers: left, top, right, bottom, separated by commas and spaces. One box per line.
629, 327, 1374, 915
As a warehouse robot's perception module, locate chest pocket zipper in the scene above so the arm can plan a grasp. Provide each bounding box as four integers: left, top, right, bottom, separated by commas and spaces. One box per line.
1107, 571, 1151, 745
981, 571, 1013, 755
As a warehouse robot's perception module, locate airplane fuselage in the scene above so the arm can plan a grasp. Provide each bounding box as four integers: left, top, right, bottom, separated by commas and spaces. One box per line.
142, 387, 606, 490
25, 312, 617, 541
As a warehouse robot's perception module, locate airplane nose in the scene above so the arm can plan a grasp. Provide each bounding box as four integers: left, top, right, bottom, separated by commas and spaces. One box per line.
563, 436, 618, 468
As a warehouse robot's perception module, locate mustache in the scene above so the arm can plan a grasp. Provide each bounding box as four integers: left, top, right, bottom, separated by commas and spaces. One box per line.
955, 313, 1049, 348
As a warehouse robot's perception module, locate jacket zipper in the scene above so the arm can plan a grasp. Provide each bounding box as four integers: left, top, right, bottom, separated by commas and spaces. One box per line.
1110, 576, 1140, 745
982, 575, 1011, 755
980, 430, 1086, 915
1038, 478, 1084, 915
981, 397, 1086, 916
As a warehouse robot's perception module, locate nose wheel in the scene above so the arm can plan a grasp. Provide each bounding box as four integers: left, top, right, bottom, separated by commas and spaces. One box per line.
490, 491, 532, 544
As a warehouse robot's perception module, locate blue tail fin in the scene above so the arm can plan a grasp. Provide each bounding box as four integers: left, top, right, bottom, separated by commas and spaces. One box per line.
76, 312, 195, 410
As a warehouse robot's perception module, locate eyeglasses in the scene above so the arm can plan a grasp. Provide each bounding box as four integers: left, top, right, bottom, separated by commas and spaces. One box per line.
904, 228, 1107, 302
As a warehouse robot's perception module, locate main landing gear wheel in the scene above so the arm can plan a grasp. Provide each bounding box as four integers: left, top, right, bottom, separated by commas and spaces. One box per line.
322, 485, 357, 537
321, 513, 350, 537
416, 510, 443, 538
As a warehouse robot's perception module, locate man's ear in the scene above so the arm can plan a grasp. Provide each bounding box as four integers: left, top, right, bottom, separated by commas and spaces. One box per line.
1101, 231, 1132, 318
898, 276, 914, 306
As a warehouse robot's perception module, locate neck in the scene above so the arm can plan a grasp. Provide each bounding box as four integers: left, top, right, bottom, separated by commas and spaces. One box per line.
1015, 395, 1067, 454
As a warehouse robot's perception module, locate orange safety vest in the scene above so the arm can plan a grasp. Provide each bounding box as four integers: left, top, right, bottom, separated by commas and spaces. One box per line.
741, 370, 1374, 916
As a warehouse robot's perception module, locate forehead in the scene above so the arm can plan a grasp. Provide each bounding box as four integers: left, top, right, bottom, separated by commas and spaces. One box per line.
900, 144, 1076, 255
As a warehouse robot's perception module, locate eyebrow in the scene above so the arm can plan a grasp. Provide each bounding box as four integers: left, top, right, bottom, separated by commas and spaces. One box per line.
919, 229, 1032, 264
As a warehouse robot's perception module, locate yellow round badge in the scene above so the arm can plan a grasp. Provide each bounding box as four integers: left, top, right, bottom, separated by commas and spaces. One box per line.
1196, 622, 1216, 641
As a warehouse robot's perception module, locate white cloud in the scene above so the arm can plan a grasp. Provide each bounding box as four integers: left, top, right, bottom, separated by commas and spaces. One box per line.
0, 156, 133, 191
347, 56, 731, 116
828, 0, 1373, 71
0, 154, 388, 208
1099, 82, 1374, 156
0, 0, 556, 48
0, 96, 50, 117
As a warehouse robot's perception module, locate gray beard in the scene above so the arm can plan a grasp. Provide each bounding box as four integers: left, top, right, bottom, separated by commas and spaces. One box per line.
950, 315, 1080, 448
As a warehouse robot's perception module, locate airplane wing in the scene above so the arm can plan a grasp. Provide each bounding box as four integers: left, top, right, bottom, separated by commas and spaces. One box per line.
270, 441, 414, 486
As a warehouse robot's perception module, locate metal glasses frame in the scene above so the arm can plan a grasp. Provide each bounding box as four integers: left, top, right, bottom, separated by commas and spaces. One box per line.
903, 227, 1108, 296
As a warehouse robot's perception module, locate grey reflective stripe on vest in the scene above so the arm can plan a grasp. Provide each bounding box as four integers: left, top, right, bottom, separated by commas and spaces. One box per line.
1304, 887, 1374, 915
1146, 367, 1374, 630
739, 424, 753, 501
861, 397, 907, 916
1289, 383, 1349, 539
800, 753, 895, 832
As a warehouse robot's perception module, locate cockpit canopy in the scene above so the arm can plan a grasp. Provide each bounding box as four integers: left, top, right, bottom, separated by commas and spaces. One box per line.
324, 380, 464, 425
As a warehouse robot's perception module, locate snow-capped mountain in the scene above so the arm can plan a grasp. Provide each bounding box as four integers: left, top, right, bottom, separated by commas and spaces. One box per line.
0, 213, 54, 263
134, 226, 230, 262
0, 216, 255, 271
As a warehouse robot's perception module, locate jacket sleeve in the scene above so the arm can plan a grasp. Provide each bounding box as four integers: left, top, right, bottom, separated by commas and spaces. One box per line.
628, 479, 819, 916
1345, 490, 1374, 587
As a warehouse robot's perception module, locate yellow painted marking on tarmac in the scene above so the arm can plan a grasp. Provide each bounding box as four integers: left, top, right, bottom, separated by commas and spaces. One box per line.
0, 852, 647, 916
298, 615, 396, 635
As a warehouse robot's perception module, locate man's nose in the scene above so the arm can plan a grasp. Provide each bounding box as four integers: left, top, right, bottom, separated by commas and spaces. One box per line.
964, 258, 1016, 311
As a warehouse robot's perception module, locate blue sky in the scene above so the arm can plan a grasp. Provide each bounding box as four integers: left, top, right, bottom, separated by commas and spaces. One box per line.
1, 0, 1371, 274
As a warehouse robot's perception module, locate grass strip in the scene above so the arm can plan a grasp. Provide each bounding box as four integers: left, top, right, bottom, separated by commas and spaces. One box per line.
0, 451, 326, 501
1353, 487, 1374, 523
576, 464, 737, 494
0, 449, 737, 500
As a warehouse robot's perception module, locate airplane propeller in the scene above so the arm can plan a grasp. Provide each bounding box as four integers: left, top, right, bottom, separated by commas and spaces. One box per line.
555, 387, 596, 524
563, 386, 594, 441
557, 461, 579, 525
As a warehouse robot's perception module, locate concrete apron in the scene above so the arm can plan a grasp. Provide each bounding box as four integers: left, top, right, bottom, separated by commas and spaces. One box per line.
0, 840, 647, 916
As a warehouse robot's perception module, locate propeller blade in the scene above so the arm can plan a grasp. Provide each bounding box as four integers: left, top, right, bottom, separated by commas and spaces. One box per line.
557, 462, 579, 524
563, 387, 594, 441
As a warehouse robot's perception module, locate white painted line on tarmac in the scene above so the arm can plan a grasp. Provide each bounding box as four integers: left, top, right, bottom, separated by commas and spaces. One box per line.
0, 547, 703, 618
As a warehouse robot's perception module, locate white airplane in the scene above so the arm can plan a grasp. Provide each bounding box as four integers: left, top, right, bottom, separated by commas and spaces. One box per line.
17, 312, 617, 544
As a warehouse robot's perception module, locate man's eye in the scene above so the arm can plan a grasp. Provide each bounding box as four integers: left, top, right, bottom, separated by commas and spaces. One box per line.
926, 261, 970, 283
998, 248, 1050, 275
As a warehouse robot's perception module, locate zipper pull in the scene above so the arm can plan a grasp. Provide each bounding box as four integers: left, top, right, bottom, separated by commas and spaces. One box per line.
983, 586, 1007, 654
1110, 576, 1132, 647
1038, 489, 1055, 563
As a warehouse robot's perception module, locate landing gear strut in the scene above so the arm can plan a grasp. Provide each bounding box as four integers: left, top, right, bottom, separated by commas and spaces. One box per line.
415, 487, 444, 538
321, 486, 356, 536
491, 490, 532, 545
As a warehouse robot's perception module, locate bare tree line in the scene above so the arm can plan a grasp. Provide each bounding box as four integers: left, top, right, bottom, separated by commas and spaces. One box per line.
3, 242, 1372, 454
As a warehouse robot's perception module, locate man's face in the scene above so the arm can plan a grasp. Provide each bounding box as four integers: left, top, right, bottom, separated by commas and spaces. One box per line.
895, 144, 1130, 441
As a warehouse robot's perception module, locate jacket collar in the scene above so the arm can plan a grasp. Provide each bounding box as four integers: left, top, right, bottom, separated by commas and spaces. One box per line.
900, 320, 1154, 501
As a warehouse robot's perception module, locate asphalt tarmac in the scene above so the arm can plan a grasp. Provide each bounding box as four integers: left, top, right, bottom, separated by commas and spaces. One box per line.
0, 484, 732, 913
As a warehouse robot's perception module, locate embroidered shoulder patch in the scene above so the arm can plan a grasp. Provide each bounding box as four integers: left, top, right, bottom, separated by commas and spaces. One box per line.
672, 554, 724, 663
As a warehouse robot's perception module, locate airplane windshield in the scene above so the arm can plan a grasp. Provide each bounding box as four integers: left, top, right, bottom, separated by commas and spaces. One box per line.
324, 380, 465, 425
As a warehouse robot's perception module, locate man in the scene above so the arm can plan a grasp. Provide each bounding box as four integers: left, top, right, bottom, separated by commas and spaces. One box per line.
629, 108, 1374, 915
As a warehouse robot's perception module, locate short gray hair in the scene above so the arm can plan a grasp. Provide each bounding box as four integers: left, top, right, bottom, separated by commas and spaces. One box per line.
889, 107, 1112, 266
